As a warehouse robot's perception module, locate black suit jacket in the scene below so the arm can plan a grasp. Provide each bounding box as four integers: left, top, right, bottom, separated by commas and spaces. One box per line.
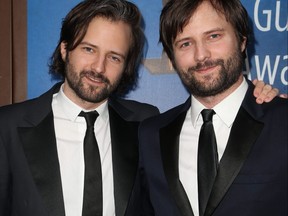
136, 80, 287, 216
0, 83, 159, 216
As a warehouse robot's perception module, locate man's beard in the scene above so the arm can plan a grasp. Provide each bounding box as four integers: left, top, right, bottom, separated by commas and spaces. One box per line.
176, 49, 244, 97
65, 60, 120, 103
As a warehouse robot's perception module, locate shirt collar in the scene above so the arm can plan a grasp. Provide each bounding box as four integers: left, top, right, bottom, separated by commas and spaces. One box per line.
54, 84, 109, 122
190, 96, 206, 128
190, 79, 248, 128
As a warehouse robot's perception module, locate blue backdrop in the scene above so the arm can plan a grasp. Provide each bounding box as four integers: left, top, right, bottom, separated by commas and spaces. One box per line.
28, 0, 288, 112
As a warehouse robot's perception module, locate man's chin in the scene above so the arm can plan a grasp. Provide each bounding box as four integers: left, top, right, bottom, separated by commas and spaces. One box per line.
79, 95, 107, 104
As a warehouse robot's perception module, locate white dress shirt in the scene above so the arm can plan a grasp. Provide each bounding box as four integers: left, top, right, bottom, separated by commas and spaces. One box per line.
52, 85, 115, 216
179, 79, 248, 216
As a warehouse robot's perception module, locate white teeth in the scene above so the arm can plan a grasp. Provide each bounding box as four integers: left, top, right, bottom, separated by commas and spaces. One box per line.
90, 77, 97, 81
87, 75, 102, 82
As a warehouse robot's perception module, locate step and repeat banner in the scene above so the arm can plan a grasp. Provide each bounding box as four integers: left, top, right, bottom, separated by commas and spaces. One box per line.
28, 0, 288, 112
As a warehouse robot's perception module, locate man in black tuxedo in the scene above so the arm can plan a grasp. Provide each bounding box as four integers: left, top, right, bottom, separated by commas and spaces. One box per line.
0, 1, 159, 215
0, 1, 280, 215
136, 0, 287, 215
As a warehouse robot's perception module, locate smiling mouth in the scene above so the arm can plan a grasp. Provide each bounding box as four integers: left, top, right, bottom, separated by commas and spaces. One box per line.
191, 64, 218, 74
81, 71, 108, 85
85, 74, 104, 83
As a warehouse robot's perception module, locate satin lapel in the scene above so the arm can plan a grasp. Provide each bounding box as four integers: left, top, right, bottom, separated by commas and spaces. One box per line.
160, 110, 194, 216
205, 107, 264, 216
19, 111, 65, 216
109, 107, 139, 216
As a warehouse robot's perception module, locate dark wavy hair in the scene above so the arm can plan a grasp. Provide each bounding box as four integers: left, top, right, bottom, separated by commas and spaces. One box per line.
160, 0, 250, 66
49, 0, 145, 96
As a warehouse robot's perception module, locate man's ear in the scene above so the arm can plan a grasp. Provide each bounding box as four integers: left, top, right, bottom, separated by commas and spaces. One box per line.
60, 42, 67, 61
241, 36, 247, 52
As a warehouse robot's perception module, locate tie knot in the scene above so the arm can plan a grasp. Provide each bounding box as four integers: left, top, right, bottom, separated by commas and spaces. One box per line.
201, 109, 215, 122
79, 111, 99, 127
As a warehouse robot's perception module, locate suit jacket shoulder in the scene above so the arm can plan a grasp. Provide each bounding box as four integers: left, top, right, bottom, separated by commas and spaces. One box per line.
140, 97, 191, 130
0, 83, 61, 128
243, 80, 288, 120
108, 97, 159, 122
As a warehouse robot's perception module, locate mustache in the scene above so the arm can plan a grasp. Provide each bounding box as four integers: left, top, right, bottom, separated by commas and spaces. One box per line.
188, 59, 224, 72
80, 70, 110, 84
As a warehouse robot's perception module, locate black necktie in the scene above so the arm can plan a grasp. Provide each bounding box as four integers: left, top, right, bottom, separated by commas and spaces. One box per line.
79, 111, 102, 216
198, 109, 218, 216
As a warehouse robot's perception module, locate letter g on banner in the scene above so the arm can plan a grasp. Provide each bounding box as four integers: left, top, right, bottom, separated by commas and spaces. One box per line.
254, 0, 288, 32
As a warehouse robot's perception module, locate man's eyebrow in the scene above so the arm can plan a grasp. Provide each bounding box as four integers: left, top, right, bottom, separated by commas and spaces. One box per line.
203, 27, 225, 35
79, 41, 98, 49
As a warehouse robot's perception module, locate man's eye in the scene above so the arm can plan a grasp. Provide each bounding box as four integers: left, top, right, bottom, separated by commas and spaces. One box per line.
83, 47, 94, 53
109, 55, 123, 64
111, 56, 120, 62
210, 34, 220, 39
180, 42, 191, 48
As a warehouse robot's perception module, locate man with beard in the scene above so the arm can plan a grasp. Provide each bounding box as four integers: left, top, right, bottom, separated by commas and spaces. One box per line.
0, 1, 160, 216
0, 0, 280, 216
135, 0, 288, 216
